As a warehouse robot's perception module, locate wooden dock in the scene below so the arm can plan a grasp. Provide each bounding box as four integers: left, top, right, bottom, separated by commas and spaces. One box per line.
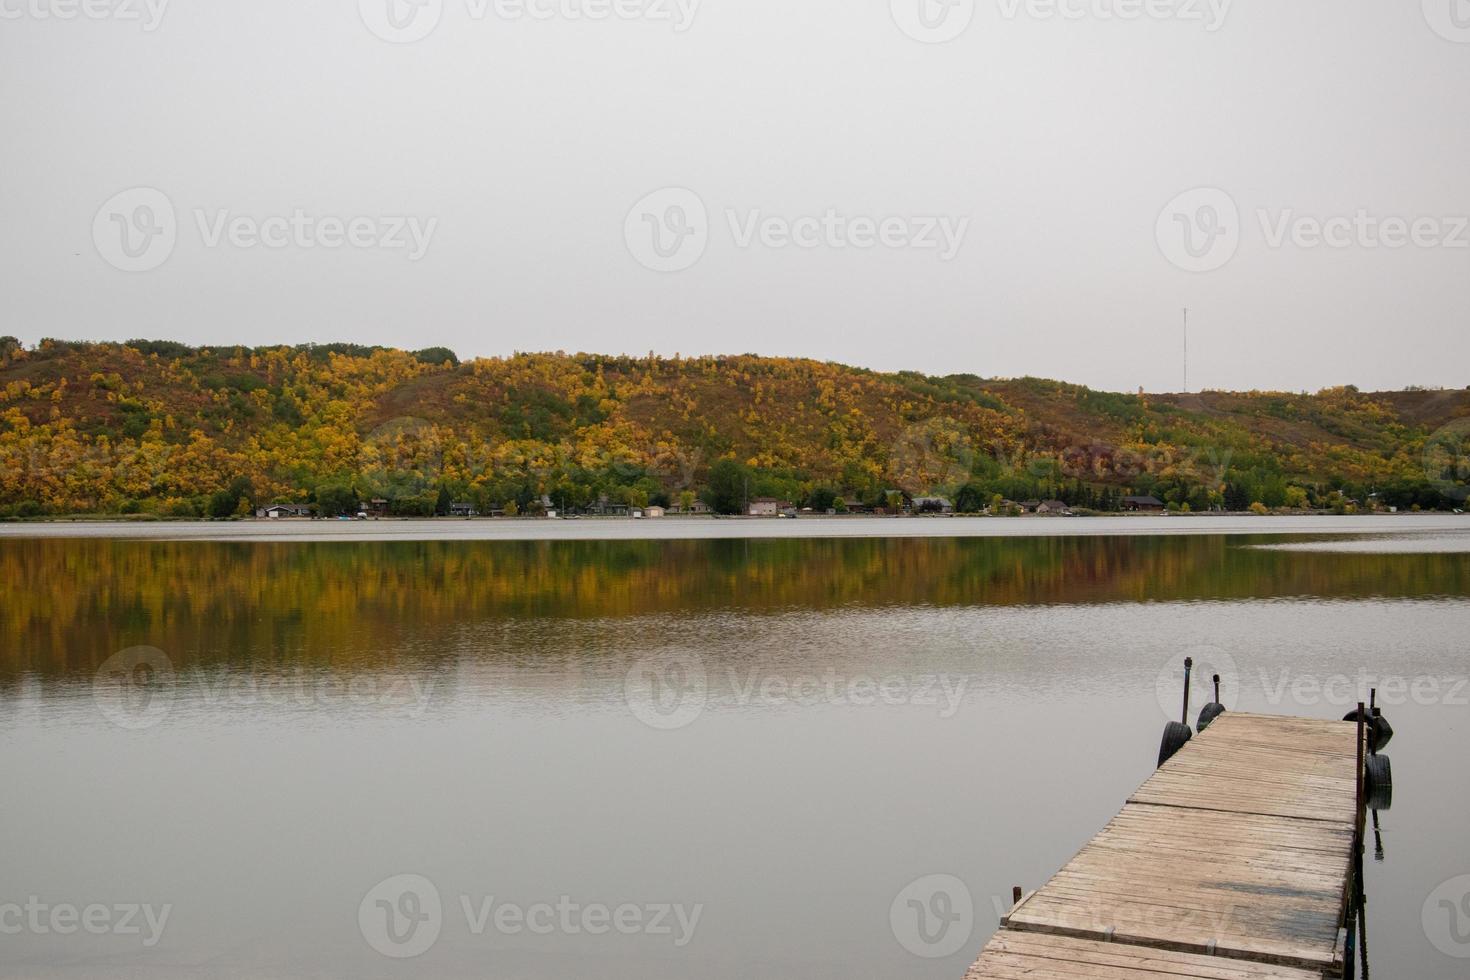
965, 712, 1363, 980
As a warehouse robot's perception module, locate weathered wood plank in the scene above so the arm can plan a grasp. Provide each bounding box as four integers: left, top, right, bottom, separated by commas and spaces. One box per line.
965, 932, 1325, 980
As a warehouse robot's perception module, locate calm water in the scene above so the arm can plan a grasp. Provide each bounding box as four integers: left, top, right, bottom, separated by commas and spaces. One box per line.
1, 530, 1468, 978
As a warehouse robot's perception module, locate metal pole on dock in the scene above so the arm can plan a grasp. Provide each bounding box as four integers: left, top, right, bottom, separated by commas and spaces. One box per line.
1354, 698, 1373, 979
1350, 701, 1367, 980
1354, 702, 1366, 838
1357, 879, 1369, 979
1181, 657, 1193, 725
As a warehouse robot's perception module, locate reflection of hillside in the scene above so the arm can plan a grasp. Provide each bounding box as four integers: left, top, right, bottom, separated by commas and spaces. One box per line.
1, 536, 1466, 678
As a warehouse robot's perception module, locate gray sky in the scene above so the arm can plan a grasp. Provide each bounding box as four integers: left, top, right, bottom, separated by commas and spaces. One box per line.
2, 0, 1468, 393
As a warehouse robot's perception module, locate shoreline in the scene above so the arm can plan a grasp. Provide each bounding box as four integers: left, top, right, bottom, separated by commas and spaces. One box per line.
0, 513, 1466, 543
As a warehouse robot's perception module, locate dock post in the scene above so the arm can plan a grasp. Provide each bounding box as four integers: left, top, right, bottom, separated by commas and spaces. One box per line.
1354, 702, 1365, 835
1180, 656, 1193, 725
1352, 701, 1371, 979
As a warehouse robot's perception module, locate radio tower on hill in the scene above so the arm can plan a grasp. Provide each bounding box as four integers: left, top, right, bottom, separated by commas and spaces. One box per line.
1182, 307, 1189, 394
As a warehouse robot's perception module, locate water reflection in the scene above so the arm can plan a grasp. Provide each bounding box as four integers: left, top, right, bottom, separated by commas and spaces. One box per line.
3, 535, 1468, 682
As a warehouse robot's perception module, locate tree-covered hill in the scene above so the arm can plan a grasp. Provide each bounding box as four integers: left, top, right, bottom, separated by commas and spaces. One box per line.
0, 338, 1465, 516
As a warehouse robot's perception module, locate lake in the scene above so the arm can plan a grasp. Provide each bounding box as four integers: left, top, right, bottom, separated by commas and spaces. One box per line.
1, 522, 1467, 978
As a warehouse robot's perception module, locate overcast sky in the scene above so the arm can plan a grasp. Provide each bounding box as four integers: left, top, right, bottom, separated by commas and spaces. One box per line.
2, 0, 1468, 393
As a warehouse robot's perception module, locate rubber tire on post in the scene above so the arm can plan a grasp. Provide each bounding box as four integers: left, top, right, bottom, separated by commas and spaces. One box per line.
1365, 754, 1393, 811
1370, 711, 1393, 752
1343, 708, 1392, 753
1197, 702, 1226, 732
1158, 721, 1192, 768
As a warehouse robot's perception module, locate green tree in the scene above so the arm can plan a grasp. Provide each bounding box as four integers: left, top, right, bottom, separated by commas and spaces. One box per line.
412, 346, 459, 367
208, 490, 239, 518
954, 482, 987, 513
208, 476, 254, 518
394, 493, 436, 517
316, 483, 358, 517
702, 459, 749, 515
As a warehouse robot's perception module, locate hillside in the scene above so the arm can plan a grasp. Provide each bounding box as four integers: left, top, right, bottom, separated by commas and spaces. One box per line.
0, 338, 1465, 516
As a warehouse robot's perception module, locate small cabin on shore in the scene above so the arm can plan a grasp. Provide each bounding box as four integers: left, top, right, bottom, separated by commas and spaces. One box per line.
257, 503, 313, 519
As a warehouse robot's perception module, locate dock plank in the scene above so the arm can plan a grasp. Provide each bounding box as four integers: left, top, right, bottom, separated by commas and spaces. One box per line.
965, 932, 1325, 980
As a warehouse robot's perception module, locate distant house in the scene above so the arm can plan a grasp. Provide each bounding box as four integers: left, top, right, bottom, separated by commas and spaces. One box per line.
449, 501, 477, 518
1037, 500, 1072, 516
1120, 495, 1165, 512
365, 498, 389, 518
749, 497, 790, 517
1020, 499, 1042, 513
257, 503, 312, 519
671, 499, 711, 515
589, 496, 630, 517
645, 505, 666, 518
912, 496, 954, 514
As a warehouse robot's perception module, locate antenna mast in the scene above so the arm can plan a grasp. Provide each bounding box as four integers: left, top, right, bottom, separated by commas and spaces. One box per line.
1182, 307, 1189, 393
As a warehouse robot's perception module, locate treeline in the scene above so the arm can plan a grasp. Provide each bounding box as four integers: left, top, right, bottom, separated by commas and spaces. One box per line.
0, 338, 1465, 517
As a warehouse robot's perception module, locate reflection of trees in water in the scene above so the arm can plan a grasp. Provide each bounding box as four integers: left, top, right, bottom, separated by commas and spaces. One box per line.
0, 536, 1466, 678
